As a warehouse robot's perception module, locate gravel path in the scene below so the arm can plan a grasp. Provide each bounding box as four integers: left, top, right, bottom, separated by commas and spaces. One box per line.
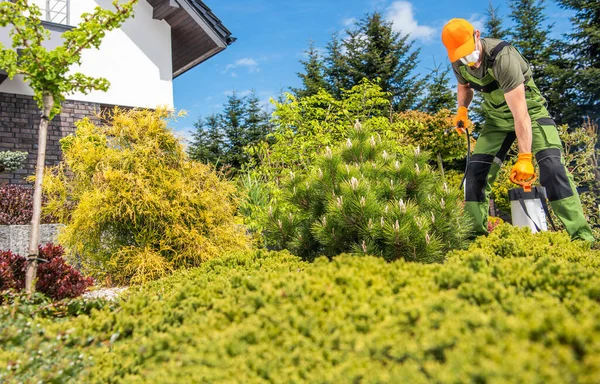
82, 287, 128, 301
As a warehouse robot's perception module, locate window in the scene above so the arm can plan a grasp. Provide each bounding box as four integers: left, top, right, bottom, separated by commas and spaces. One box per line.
45, 0, 69, 25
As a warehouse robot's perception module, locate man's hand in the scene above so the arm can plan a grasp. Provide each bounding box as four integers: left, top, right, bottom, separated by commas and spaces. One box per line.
511, 153, 535, 183
452, 106, 470, 135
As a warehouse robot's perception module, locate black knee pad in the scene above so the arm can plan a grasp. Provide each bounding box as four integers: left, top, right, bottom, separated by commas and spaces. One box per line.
465, 154, 494, 202
536, 148, 573, 201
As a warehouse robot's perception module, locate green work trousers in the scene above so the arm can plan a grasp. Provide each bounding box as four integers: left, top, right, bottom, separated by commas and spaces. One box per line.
464, 117, 595, 243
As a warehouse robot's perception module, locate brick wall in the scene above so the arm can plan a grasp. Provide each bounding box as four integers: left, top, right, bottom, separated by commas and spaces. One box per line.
0, 92, 109, 185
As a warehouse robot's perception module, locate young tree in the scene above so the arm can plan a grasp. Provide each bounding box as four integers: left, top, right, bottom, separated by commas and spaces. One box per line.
188, 113, 225, 165
293, 41, 328, 98
485, 1, 508, 39
0, 0, 137, 293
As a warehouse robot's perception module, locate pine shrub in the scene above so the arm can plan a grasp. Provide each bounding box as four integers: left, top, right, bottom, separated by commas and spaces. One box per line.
264, 121, 470, 262
41, 108, 251, 284
0, 244, 93, 300
0, 151, 27, 173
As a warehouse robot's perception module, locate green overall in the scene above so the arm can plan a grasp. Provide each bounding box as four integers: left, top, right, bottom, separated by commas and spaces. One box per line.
460, 42, 594, 242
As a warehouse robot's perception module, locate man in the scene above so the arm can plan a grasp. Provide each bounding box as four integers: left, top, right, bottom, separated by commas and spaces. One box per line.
441, 18, 594, 243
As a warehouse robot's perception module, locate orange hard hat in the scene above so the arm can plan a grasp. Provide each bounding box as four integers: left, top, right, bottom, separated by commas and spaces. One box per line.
441, 18, 476, 63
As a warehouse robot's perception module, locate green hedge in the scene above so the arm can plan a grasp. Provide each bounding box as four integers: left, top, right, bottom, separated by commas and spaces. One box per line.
2, 226, 600, 383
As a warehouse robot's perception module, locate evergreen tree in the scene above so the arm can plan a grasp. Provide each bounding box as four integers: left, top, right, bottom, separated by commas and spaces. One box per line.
342, 12, 426, 111
485, 1, 508, 39
188, 114, 224, 165
245, 90, 272, 146
293, 41, 328, 98
508, 0, 554, 105
221, 91, 248, 172
555, 0, 600, 125
419, 63, 455, 114
323, 33, 352, 98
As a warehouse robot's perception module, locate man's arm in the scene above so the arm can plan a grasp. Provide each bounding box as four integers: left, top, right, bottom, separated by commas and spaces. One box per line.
457, 83, 474, 108
504, 83, 532, 153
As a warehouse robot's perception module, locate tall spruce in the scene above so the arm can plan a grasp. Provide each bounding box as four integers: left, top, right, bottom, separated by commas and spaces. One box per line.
293, 41, 328, 98
221, 91, 248, 172
485, 1, 508, 39
323, 33, 352, 98
245, 90, 272, 146
508, 0, 553, 107
343, 12, 426, 111
188, 114, 224, 165
555, 0, 600, 125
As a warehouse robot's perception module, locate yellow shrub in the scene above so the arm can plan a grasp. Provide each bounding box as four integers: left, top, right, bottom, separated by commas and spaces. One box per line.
42, 108, 251, 284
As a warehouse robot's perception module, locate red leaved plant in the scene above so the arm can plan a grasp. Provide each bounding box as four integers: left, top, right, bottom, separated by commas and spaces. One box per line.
0, 244, 93, 300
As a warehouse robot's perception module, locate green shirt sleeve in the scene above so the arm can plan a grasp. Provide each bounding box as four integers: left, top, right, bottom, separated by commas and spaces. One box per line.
451, 62, 469, 85
492, 46, 526, 93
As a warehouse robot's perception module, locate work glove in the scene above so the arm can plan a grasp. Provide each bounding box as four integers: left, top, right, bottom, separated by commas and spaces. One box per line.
510, 153, 535, 183
452, 106, 470, 135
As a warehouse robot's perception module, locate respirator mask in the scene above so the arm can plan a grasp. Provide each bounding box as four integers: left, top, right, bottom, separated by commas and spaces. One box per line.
460, 49, 481, 67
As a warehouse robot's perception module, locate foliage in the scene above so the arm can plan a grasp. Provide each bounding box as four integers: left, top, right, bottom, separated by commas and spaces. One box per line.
554, 0, 600, 125
485, 1, 509, 39
263, 121, 469, 262
247, 79, 393, 186
188, 90, 272, 175
318, 12, 426, 111
508, 0, 554, 118
417, 64, 455, 114
394, 109, 471, 164
0, 184, 56, 225
42, 108, 251, 284
0, 244, 93, 300
2, 228, 600, 382
0, 151, 27, 174
292, 40, 329, 98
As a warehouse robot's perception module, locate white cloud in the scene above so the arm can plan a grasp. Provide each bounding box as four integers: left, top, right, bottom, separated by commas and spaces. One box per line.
468, 14, 486, 33
384, 1, 436, 41
343, 17, 356, 27
224, 58, 259, 74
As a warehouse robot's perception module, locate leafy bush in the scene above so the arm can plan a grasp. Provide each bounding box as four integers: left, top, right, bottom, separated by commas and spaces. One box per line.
0, 184, 56, 225
0, 244, 93, 300
41, 108, 251, 284
0, 151, 27, 173
2, 228, 600, 383
264, 121, 469, 262
394, 109, 470, 165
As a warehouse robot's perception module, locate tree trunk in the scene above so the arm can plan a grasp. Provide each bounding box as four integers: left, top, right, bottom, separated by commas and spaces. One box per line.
25, 94, 54, 295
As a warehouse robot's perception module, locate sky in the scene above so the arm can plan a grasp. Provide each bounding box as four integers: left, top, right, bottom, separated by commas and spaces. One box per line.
170, 0, 574, 142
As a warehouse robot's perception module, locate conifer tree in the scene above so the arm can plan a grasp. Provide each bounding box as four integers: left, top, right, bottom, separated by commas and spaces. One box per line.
508, 0, 553, 103
555, 0, 600, 125
293, 41, 328, 98
188, 114, 224, 165
419, 64, 455, 114
323, 33, 352, 99
342, 12, 426, 111
221, 91, 248, 172
485, 1, 508, 39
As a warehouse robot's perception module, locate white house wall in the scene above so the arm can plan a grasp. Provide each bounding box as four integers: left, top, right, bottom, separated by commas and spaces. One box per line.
0, 0, 173, 108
